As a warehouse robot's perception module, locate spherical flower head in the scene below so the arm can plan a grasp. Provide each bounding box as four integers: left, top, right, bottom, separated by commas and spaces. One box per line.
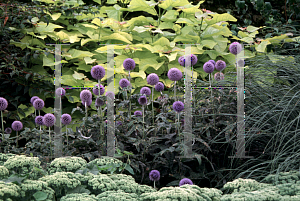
208, 60, 216, 66
0, 97, 8, 111
147, 73, 159, 86
43, 113, 56, 127
106, 91, 115, 101
30, 96, 39, 105
11, 121, 23, 131
95, 97, 105, 108
61, 114, 72, 125
229, 42, 242, 55
214, 72, 225, 81
178, 54, 198, 66
203, 62, 215, 73
149, 170, 160, 182
92, 84, 105, 96
5, 127, 12, 134
91, 65, 105, 80
119, 78, 130, 88
215, 60, 226, 71
178, 56, 185, 66
179, 178, 193, 186
35, 116, 44, 126
82, 98, 92, 107
123, 58, 136, 71
167, 68, 182, 81
134, 110, 142, 116
138, 96, 147, 105
173, 101, 184, 113
33, 99, 45, 110
237, 59, 245, 67
155, 82, 164, 92
55, 88, 66, 97
140, 87, 151, 96
80, 89, 92, 102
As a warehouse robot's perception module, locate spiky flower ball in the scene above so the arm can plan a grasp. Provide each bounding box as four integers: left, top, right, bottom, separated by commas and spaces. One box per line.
80, 90, 92, 103
43, 113, 56, 127
167, 68, 182, 81
214, 72, 225, 81
61, 114, 72, 125
178, 56, 185, 66
229, 42, 242, 55
123, 58, 136, 71
0, 97, 8, 111
5, 127, 12, 134
11, 121, 23, 131
138, 96, 147, 105
179, 178, 193, 186
140, 87, 151, 96
33, 99, 45, 110
208, 60, 215, 66
119, 78, 130, 88
134, 111, 142, 116
106, 91, 114, 101
30, 96, 39, 105
92, 84, 105, 96
82, 98, 92, 107
147, 73, 159, 86
35, 116, 44, 126
178, 54, 198, 66
203, 62, 215, 73
155, 82, 164, 92
149, 170, 160, 182
95, 97, 105, 108
91, 65, 105, 80
215, 60, 226, 71
55, 88, 65, 97
173, 101, 184, 113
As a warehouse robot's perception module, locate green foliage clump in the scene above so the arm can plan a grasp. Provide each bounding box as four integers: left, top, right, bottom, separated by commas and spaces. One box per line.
223, 178, 272, 193
3, 155, 44, 180
60, 193, 97, 201
20, 179, 55, 200
48, 157, 87, 174
96, 189, 139, 201
275, 182, 300, 196
181, 185, 223, 201
107, 174, 139, 193
87, 173, 118, 195
0, 181, 21, 200
262, 171, 300, 185
136, 184, 157, 196
0, 153, 15, 166
0, 166, 9, 179
74, 172, 95, 186
87, 157, 124, 174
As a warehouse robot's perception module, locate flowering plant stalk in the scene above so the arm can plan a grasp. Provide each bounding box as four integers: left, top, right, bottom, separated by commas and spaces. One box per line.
128, 71, 131, 120
97, 80, 103, 144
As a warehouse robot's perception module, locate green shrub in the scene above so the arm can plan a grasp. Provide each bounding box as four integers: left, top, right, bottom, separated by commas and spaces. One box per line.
48, 157, 87, 174
60, 193, 97, 201
96, 189, 139, 201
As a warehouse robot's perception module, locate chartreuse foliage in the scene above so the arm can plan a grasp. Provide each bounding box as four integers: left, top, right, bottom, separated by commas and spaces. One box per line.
7, 0, 297, 134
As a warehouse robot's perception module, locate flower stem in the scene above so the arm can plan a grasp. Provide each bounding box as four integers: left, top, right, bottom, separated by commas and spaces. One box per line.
174, 81, 177, 101
128, 71, 131, 120
66, 125, 68, 146
49, 127, 52, 159
142, 105, 145, 139
152, 86, 154, 127
16, 131, 18, 148
1, 111, 3, 141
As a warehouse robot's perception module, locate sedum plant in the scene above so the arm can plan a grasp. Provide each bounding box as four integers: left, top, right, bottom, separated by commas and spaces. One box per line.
0, 181, 21, 201
47, 156, 87, 174
19, 179, 55, 201
96, 189, 139, 201
0, 166, 9, 180
60, 193, 97, 201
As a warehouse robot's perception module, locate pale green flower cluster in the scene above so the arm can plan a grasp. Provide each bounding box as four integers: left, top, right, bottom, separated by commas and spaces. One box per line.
136, 184, 157, 195
74, 172, 95, 186
0, 166, 9, 179
263, 170, 300, 185
0, 153, 15, 166
48, 156, 87, 174
19, 180, 55, 200
96, 189, 139, 201
222, 177, 272, 193
87, 174, 118, 195
60, 193, 97, 201
0, 181, 21, 200
107, 174, 139, 194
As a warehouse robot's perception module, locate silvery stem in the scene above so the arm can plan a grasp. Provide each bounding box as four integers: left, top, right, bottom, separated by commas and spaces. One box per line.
66, 125, 68, 146
128, 71, 131, 120
154, 181, 156, 189
16, 131, 18, 148
152, 86, 154, 126
39, 125, 41, 143
209, 73, 212, 99
85, 101, 87, 123
98, 80, 101, 98
1, 111, 3, 141
174, 81, 177, 101
142, 105, 145, 139
49, 127, 52, 159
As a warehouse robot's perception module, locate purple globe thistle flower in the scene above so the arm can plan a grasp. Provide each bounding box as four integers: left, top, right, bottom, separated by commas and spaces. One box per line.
208, 60, 216, 66
179, 178, 193, 186
80, 90, 92, 102
229, 42, 242, 55
215, 60, 226, 71
33, 99, 45, 110
214, 72, 225, 81
43, 113, 56, 127
5, 127, 12, 134
123, 58, 136, 71
61, 114, 72, 125
147, 73, 159, 86
149, 170, 160, 182
203, 62, 215, 73
55, 88, 65, 97
167, 68, 182, 81
116, 121, 122, 126
119, 78, 130, 89
178, 56, 185, 66
0, 97, 8, 111
35, 116, 44, 126
178, 54, 198, 66
106, 91, 115, 101
11, 121, 23, 131
155, 82, 164, 92
92, 84, 105, 96
140, 87, 151, 96
91, 65, 105, 80
173, 101, 184, 113
138, 96, 147, 105
30, 96, 39, 105
134, 110, 142, 116
191, 54, 198, 66
82, 98, 92, 107
95, 97, 105, 108
237, 59, 245, 67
